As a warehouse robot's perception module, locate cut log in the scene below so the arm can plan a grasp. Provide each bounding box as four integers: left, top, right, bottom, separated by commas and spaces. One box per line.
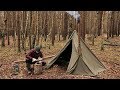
102, 39, 120, 46
103, 43, 120, 46
101, 40, 120, 51
34, 62, 42, 75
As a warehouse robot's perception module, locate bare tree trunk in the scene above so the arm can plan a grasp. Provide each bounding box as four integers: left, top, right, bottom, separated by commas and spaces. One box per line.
21, 11, 27, 51
29, 11, 32, 49
31, 11, 37, 49
32, 35, 36, 48
62, 12, 68, 40
5, 11, 10, 45
77, 19, 81, 55
58, 12, 63, 41
1, 29, 5, 47
111, 11, 114, 38
1, 34, 5, 47
114, 11, 120, 37
24, 11, 29, 52
90, 11, 97, 45
107, 11, 111, 39
79, 11, 86, 41
51, 12, 55, 46
82, 12, 86, 41
21, 11, 24, 50
12, 11, 17, 47
109, 12, 112, 38
17, 11, 21, 52
44, 12, 48, 41
97, 11, 103, 36
116, 11, 120, 36
1, 12, 6, 47
58, 28, 61, 41
36, 11, 41, 46
118, 12, 120, 36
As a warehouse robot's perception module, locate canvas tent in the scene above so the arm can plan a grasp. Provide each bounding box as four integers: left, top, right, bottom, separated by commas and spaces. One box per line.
46, 30, 106, 76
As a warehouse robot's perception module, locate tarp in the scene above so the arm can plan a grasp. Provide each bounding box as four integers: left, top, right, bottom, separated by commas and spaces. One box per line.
46, 30, 106, 76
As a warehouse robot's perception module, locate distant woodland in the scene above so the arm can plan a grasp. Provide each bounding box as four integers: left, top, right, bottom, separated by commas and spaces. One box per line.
0, 11, 120, 52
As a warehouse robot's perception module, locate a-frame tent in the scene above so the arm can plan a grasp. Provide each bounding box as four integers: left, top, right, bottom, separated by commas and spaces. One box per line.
46, 30, 106, 76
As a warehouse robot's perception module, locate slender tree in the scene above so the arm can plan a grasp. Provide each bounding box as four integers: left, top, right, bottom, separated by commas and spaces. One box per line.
97, 11, 103, 36
5, 11, 10, 45
62, 12, 68, 40
79, 11, 86, 41
1, 12, 6, 47
17, 11, 21, 52
29, 11, 32, 49
51, 12, 56, 46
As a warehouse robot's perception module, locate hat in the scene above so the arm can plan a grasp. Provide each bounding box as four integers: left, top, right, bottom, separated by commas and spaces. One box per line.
35, 46, 41, 53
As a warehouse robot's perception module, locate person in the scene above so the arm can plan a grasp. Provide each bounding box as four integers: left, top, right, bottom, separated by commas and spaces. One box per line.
25, 46, 46, 74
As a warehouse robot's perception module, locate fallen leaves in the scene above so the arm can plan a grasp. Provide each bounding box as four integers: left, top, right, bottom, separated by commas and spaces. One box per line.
0, 36, 120, 79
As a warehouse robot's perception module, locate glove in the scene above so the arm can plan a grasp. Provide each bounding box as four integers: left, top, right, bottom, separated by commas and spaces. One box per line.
32, 58, 37, 62
38, 57, 43, 61
37, 58, 43, 64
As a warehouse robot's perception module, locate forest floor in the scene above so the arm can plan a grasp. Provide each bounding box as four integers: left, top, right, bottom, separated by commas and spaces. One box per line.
0, 35, 120, 79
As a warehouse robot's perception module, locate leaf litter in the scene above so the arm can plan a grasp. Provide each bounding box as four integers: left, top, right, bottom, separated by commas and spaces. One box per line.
0, 36, 120, 79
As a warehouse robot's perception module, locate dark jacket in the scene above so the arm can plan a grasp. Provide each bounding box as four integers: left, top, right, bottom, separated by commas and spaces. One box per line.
26, 49, 43, 60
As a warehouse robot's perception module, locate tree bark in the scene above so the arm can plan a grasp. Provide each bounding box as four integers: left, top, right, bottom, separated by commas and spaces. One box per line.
5, 11, 10, 45
51, 12, 55, 46
29, 11, 32, 49
79, 11, 86, 41
17, 12, 21, 52
1, 12, 6, 47
62, 12, 68, 40
97, 11, 103, 36
111, 11, 114, 38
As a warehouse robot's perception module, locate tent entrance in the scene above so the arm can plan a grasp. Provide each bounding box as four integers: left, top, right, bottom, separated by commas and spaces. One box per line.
54, 40, 72, 68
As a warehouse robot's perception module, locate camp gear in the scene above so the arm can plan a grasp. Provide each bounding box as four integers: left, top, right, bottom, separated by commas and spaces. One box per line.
12, 63, 19, 75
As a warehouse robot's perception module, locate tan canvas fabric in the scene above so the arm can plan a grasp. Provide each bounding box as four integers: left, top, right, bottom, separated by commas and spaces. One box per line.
46, 30, 106, 76
80, 38, 106, 75
71, 56, 94, 76
66, 40, 78, 73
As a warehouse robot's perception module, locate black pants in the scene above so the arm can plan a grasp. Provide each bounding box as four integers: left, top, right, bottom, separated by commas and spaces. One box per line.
26, 59, 37, 72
